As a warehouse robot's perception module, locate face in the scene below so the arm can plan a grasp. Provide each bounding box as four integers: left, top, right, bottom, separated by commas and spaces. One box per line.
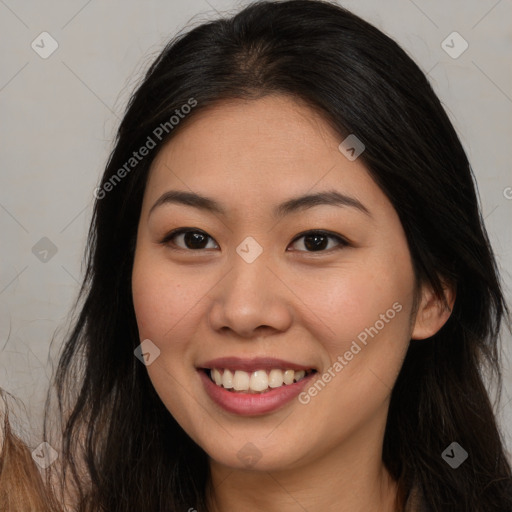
132, 94, 421, 473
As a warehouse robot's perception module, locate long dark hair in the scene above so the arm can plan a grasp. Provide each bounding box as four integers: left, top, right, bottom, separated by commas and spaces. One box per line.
47, 1, 512, 510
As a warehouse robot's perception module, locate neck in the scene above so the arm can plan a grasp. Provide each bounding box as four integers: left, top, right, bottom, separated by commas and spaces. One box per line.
205, 416, 399, 512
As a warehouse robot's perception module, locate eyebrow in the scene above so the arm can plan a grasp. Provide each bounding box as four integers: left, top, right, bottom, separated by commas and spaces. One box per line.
149, 189, 371, 219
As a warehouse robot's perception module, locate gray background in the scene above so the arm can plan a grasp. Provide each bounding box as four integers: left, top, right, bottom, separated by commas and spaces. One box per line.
1, 0, 511, 455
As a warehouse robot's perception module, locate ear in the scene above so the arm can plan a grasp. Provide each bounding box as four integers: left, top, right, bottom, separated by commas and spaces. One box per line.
411, 279, 456, 340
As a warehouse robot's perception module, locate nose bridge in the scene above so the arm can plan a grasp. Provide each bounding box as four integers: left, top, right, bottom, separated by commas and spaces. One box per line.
229, 257, 268, 305
227, 233, 273, 298
207, 240, 293, 337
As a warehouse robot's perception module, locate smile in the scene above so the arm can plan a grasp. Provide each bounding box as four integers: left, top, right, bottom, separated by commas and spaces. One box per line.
207, 368, 316, 394
198, 367, 318, 416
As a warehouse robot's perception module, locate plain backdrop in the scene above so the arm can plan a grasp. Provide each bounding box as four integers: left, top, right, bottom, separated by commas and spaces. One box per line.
1, 0, 511, 454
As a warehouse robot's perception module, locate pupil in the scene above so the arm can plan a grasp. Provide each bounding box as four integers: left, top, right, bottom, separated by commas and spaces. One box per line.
305, 234, 327, 251
185, 232, 208, 249
182, 232, 328, 251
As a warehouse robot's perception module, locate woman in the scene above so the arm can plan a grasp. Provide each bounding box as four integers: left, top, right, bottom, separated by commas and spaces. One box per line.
34, 0, 512, 510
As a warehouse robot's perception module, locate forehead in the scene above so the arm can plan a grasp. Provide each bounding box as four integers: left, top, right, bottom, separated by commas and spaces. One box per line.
144, 95, 385, 215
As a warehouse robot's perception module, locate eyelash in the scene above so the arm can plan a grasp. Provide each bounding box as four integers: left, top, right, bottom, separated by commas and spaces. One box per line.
160, 228, 349, 254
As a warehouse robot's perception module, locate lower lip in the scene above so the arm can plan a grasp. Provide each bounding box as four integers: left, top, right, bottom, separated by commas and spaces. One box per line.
198, 370, 316, 416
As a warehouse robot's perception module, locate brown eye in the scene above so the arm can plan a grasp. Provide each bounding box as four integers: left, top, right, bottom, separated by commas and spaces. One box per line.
162, 229, 219, 250
161, 228, 347, 253
289, 230, 348, 252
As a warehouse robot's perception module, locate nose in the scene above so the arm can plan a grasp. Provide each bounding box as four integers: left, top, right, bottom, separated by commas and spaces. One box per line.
207, 252, 293, 339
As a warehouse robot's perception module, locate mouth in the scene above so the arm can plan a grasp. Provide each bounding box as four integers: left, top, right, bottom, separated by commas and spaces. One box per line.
198, 363, 319, 416
200, 367, 318, 394
197, 356, 320, 415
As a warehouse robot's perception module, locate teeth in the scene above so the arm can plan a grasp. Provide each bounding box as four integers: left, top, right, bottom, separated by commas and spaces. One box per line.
233, 370, 250, 391
294, 370, 306, 381
212, 368, 223, 386
283, 369, 295, 385
208, 368, 312, 393
222, 369, 234, 389
250, 370, 268, 392
268, 369, 284, 388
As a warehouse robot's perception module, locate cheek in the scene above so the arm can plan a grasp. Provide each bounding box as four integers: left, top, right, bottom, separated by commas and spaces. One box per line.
298, 254, 414, 355
131, 249, 202, 422
132, 247, 201, 343
295, 263, 414, 433
327, 259, 414, 391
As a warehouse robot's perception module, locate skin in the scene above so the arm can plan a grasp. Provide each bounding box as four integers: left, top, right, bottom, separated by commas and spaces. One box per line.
132, 94, 454, 512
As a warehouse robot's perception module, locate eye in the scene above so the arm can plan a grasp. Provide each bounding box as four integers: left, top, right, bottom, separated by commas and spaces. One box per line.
161, 228, 219, 250
288, 230, 348, 253
160, 228, 348, 253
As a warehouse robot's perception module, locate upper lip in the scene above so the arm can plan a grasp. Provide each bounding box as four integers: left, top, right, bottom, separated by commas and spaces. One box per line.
198, 357, 317, 373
